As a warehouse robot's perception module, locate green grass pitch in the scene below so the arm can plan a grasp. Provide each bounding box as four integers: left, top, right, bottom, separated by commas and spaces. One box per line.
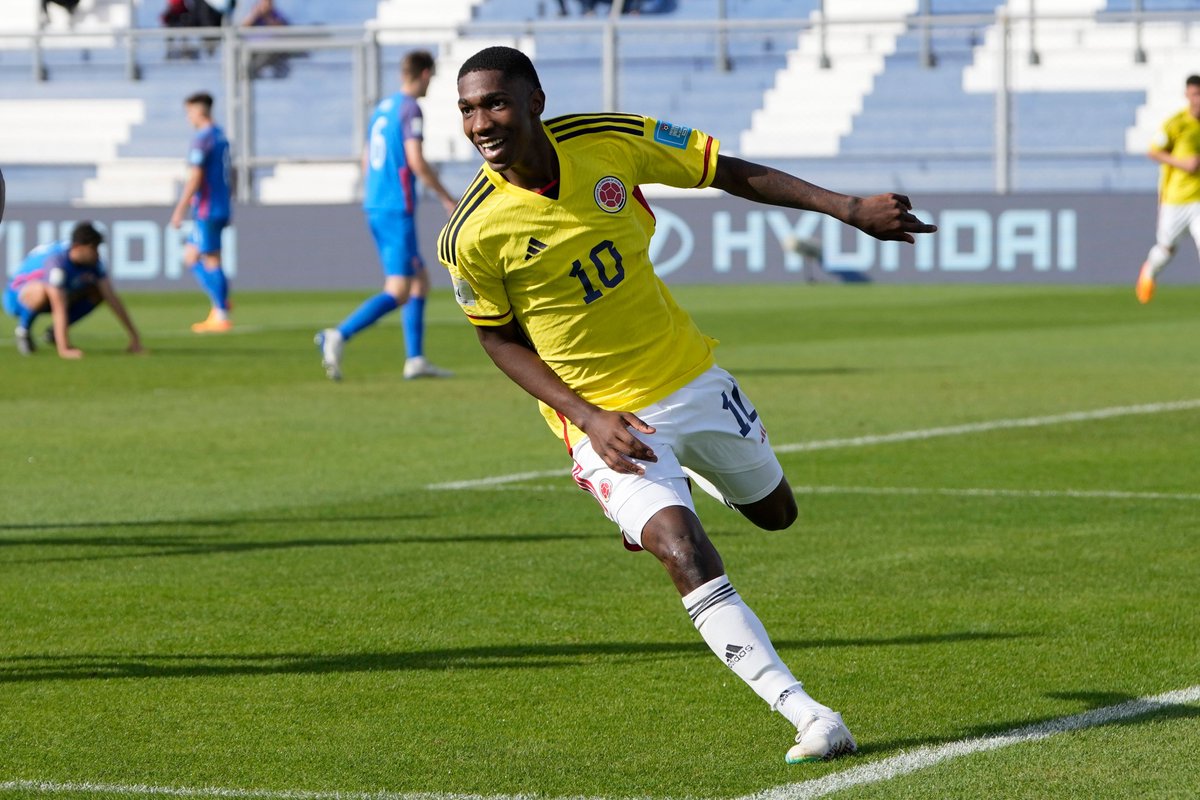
2, 284, 1198, 799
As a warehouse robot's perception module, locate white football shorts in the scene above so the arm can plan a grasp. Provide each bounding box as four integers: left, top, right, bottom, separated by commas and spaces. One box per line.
570, 364, 785, 550
1155, 201, 1200, 251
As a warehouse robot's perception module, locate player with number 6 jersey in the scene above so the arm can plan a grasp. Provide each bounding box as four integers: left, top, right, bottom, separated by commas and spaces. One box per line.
439, 46, 936, 764
315, 50, 458, 382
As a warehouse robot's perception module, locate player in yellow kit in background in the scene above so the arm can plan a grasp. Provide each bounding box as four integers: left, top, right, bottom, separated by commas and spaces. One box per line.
439, 46, 937, 763
1137, 74, 1200, 304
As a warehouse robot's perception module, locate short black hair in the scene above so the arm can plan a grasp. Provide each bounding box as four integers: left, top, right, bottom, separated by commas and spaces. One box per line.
1188, 74, 1200, 89
71, 221, 104, 247
185, 91, 214, 113
457, 46, 541, 90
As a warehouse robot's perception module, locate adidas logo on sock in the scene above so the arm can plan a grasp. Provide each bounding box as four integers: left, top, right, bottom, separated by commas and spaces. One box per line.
524, 237, 548, 260
725, 642, 754, 666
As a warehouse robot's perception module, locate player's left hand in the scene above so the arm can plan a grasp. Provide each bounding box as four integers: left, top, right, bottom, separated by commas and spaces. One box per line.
850, 194, 938, 243
127, 340, 146, 355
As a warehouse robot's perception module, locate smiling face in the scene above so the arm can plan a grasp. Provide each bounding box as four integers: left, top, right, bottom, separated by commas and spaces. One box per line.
457, 68, 546, 176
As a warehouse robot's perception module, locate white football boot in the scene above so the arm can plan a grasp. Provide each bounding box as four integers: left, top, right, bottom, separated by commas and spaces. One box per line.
403, 356, 452, 380
315, 328, 344, 381
786, 711, 858, 764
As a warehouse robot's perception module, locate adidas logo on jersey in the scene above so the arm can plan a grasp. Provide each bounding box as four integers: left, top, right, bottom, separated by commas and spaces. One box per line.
525, 237, 548, 260
725, 642, 754, 666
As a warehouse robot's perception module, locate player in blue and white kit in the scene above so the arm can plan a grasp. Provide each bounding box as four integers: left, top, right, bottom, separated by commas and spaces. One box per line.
5, 221, 143, 358
316, 50, 458, 381
171, 91, 234, 333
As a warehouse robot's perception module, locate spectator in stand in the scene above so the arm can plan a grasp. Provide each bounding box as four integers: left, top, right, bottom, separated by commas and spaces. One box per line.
194, 0, 233, 27
195, 0, 234, 55
579, 0, 643, 16
242, 0, 293, 79
162, 0, 233, 58
162, 0, 199, 60
40, 0, 80, 26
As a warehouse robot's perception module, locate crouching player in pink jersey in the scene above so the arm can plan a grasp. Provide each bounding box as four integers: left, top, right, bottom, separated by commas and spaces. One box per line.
5, 221, 143, 358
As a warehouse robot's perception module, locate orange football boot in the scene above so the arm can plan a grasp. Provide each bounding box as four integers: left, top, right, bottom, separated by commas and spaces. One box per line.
191, 309, 233, 333
1135, 261, 1156, 305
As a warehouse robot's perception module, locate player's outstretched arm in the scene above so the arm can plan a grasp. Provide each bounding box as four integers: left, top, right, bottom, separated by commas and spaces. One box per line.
98, 278, 145, 354
710, 155, 937, 243
46, 286, 82, 359
476, 320, 656, 474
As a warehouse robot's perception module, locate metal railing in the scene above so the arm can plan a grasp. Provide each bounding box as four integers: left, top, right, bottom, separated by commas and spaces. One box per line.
7, 6, 1200, 198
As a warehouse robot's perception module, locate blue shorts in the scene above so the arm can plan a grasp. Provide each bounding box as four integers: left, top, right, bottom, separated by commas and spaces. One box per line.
3, 286, 22, 318
366, 209, 423, 278
189, 218, 228, 255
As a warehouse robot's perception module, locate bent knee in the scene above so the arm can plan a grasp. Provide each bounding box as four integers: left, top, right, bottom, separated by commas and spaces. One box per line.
739, 482, 798, 531
748, 503, 796, 531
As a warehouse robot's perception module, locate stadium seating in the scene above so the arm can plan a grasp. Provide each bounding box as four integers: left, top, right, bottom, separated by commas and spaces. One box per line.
3, 0, 1199, 203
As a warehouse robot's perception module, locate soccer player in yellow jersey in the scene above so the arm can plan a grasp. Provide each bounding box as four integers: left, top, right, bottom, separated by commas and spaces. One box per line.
439, 46, 937, 764
1137, 74, 1200, 304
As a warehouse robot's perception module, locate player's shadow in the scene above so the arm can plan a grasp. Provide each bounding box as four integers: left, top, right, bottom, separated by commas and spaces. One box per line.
0, 514, 421, 532
0, 516, 605, 564
856, 689, 1200, 757
0, 631, 1020, 684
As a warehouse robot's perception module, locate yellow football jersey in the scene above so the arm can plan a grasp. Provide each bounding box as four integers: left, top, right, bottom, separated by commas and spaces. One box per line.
438, 113, 721, 448
1153, 109, 1200, 205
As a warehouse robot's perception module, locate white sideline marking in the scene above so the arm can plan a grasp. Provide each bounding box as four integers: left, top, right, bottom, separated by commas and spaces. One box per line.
773, 398, 1200, 454
430, 469, 563, 491
476, 483, 1200, 503
427, 400, 1200, 491
736, 684, 1200, 800
3, 685, 1197, 800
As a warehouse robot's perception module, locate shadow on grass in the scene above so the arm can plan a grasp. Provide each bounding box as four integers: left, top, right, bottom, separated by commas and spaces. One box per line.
0, 631, 1020, 683
0, 516, 607, 563
0, 514, 422, 533
859, 688, 1200, 757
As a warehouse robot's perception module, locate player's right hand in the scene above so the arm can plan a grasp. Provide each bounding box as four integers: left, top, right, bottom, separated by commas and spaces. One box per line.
851, 193, 938, 243
579, 409, 657, 475
57, 347, 84, 360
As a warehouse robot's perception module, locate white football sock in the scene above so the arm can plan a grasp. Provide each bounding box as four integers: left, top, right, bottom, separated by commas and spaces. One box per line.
775, 683, 834, 728
683, 575, 818, 717
1146, 244, 1173, 277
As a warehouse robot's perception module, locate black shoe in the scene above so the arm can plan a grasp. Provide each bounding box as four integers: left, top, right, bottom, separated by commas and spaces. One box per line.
43, 327, 55, 347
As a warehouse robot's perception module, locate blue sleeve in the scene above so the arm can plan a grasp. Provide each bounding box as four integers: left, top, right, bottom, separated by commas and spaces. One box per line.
188, 132, 209, 167
401, 99, 424, 142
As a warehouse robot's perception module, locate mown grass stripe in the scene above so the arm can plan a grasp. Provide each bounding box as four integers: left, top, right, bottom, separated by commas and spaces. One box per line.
5, 685, 1197, 800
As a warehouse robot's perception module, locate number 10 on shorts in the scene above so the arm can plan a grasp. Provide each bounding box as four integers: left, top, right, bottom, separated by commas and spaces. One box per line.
721, 385, 759, 437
